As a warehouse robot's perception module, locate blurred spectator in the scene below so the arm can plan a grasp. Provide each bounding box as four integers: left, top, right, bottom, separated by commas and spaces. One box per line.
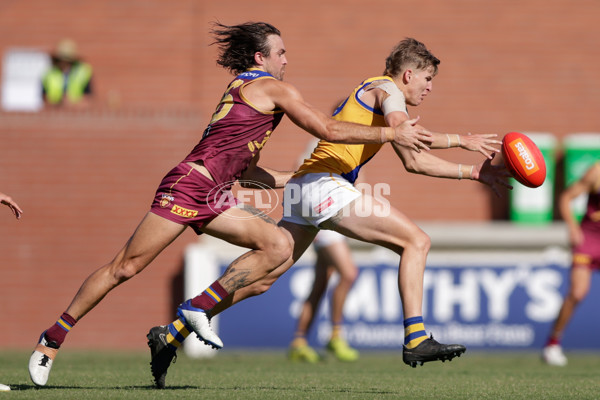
42, 39, 93, 108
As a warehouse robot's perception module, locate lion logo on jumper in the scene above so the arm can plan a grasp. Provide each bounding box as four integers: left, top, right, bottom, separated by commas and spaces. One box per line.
159, 194, 175, 208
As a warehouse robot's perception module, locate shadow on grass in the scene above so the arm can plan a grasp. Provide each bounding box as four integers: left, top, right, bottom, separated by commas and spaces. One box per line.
11, 383, 398, 395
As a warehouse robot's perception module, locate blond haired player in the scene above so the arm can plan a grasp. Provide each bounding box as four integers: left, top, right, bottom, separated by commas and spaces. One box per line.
154, 37, 511, 386
214, 38, 511, 368
28, 22, 431, 389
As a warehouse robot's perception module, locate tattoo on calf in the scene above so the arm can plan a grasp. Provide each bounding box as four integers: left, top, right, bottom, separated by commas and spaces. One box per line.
221, 250, 256, 291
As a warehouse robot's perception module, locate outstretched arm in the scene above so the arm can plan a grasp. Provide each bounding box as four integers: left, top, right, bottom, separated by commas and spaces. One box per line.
380, 97, 499, 158
1, 191, 23, 219
415, 129, 501, 159
392, 142, 512, 196
260, 80, 432, 151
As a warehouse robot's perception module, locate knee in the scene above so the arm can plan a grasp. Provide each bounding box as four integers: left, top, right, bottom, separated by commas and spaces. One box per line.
409, 229, 431, 255
569, 287, 588, 304
263, 230, 293, 267
340, 266, 359, 285
112, 259, 143, 283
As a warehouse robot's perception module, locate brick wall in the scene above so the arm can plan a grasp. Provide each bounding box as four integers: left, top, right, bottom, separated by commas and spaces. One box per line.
1, 0, 599, 349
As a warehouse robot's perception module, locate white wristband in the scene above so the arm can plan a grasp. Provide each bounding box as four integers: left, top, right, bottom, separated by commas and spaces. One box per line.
446, 134, 451, 148
458, 163, 463, 180
456, 134, 461, 147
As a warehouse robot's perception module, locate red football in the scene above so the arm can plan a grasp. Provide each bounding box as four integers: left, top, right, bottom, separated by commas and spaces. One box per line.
501, 132, 546, 188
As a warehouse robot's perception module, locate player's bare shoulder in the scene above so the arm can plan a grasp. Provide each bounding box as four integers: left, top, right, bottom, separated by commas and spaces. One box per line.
242, 77, 292, 112
255, 79, 303, 112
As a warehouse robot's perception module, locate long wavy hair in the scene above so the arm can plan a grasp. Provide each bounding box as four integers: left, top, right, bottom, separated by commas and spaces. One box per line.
210, 21, 281, 75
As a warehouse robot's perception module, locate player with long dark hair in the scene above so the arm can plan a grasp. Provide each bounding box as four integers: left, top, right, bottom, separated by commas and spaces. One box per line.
150, 36, 510, 387
28, 21, 431, 388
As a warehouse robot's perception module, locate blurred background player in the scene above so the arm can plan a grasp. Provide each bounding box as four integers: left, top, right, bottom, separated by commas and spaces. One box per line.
288, 137, 360, 363
542, 161, 600, 366
42, 38, 93, 108
0, 190, 22, 392
289, 229, 359, 362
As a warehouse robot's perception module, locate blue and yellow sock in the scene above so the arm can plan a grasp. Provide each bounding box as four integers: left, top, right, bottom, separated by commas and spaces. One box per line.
403, 316, 427, 349
166, 318, 191, 351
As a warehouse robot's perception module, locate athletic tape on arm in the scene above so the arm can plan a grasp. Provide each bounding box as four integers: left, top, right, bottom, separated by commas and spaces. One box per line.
375, 81, 408, 116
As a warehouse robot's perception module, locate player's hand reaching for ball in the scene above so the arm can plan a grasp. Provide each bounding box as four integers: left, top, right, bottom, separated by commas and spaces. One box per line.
459, 133, 502, 159
472, 154, 513, 197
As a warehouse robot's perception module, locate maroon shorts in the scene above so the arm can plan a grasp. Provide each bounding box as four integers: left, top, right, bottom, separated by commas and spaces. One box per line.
150, 163, 238, 234
572, 225, 600, 270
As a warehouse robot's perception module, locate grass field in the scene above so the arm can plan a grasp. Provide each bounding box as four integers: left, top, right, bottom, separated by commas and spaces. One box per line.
1, 349, 599, 399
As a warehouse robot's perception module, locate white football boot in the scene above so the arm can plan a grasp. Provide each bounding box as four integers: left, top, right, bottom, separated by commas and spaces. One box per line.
29, 331, 60, 386
542, 344, 567, 366
177, 300, 223, 349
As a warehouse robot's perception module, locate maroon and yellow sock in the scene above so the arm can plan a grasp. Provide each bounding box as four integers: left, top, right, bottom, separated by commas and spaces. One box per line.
190, 281, 229, 311
44, 312, 77, 348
